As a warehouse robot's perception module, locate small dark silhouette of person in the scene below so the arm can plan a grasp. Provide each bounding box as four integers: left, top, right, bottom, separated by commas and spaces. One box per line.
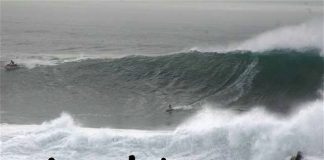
296, 151, 303, 160
129, 155, 135, 160
166, 104, 173, 114
48, 157, 55, 160
10, 60, 15, 65
290, 151, 303, 160
161, 158, 166, 160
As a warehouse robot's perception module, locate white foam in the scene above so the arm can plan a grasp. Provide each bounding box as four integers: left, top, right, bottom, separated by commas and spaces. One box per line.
235, 19, 323, 52
0, 53, 122, 69
193, 19, 323, 54
1, 99, 323, 160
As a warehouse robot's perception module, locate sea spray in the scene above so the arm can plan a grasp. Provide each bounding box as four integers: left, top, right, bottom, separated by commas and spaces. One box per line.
1, 100, 323, 160
192, 19, 323, 54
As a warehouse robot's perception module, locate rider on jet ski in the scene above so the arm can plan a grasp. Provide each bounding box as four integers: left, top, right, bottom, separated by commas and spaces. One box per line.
9, 60, 15, 65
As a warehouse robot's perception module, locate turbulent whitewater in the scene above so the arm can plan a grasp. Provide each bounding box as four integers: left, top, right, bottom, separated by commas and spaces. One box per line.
1, 100, 323, 160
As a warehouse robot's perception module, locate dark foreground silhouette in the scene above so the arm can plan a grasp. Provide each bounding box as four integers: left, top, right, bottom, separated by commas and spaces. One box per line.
290, 151, 303, 160
48, 152, 302, 160
128, 155, 166, 160
129, 155, 135, 160
48, 155, 166, 160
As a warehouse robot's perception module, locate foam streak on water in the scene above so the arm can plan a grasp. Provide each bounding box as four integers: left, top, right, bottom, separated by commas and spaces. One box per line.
1, 99, 323, 160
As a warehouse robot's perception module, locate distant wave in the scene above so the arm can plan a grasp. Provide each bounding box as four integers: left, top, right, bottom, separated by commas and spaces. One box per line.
1, 99, 323, 160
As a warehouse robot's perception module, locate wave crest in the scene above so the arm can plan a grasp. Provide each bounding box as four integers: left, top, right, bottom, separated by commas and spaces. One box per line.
193, 19, 323, 54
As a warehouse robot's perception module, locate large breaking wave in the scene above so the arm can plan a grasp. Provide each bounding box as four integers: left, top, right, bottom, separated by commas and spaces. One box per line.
1, 49, 323, 128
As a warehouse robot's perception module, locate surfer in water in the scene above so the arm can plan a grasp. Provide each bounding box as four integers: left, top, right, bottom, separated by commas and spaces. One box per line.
166, 104, 173, 114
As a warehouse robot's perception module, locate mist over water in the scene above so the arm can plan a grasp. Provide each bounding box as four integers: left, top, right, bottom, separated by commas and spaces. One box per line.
1, 1, 323, 160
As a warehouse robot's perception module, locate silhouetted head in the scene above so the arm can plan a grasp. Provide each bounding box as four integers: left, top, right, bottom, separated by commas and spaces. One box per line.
129, 155, 135, 160
48, 157, 55, 160
161, 158, 166, 160
296, 151, 303, 160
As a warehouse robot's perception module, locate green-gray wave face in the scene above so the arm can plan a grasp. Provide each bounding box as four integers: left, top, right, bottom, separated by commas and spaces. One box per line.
1, 49, 323, 128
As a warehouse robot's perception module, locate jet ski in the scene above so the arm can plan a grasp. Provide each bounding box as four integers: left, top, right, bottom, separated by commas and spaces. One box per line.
166, 108, 174, 113
4, 63, 19, 71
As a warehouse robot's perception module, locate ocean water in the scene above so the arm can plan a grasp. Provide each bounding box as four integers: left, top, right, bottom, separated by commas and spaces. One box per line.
1, 1, 323, 160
